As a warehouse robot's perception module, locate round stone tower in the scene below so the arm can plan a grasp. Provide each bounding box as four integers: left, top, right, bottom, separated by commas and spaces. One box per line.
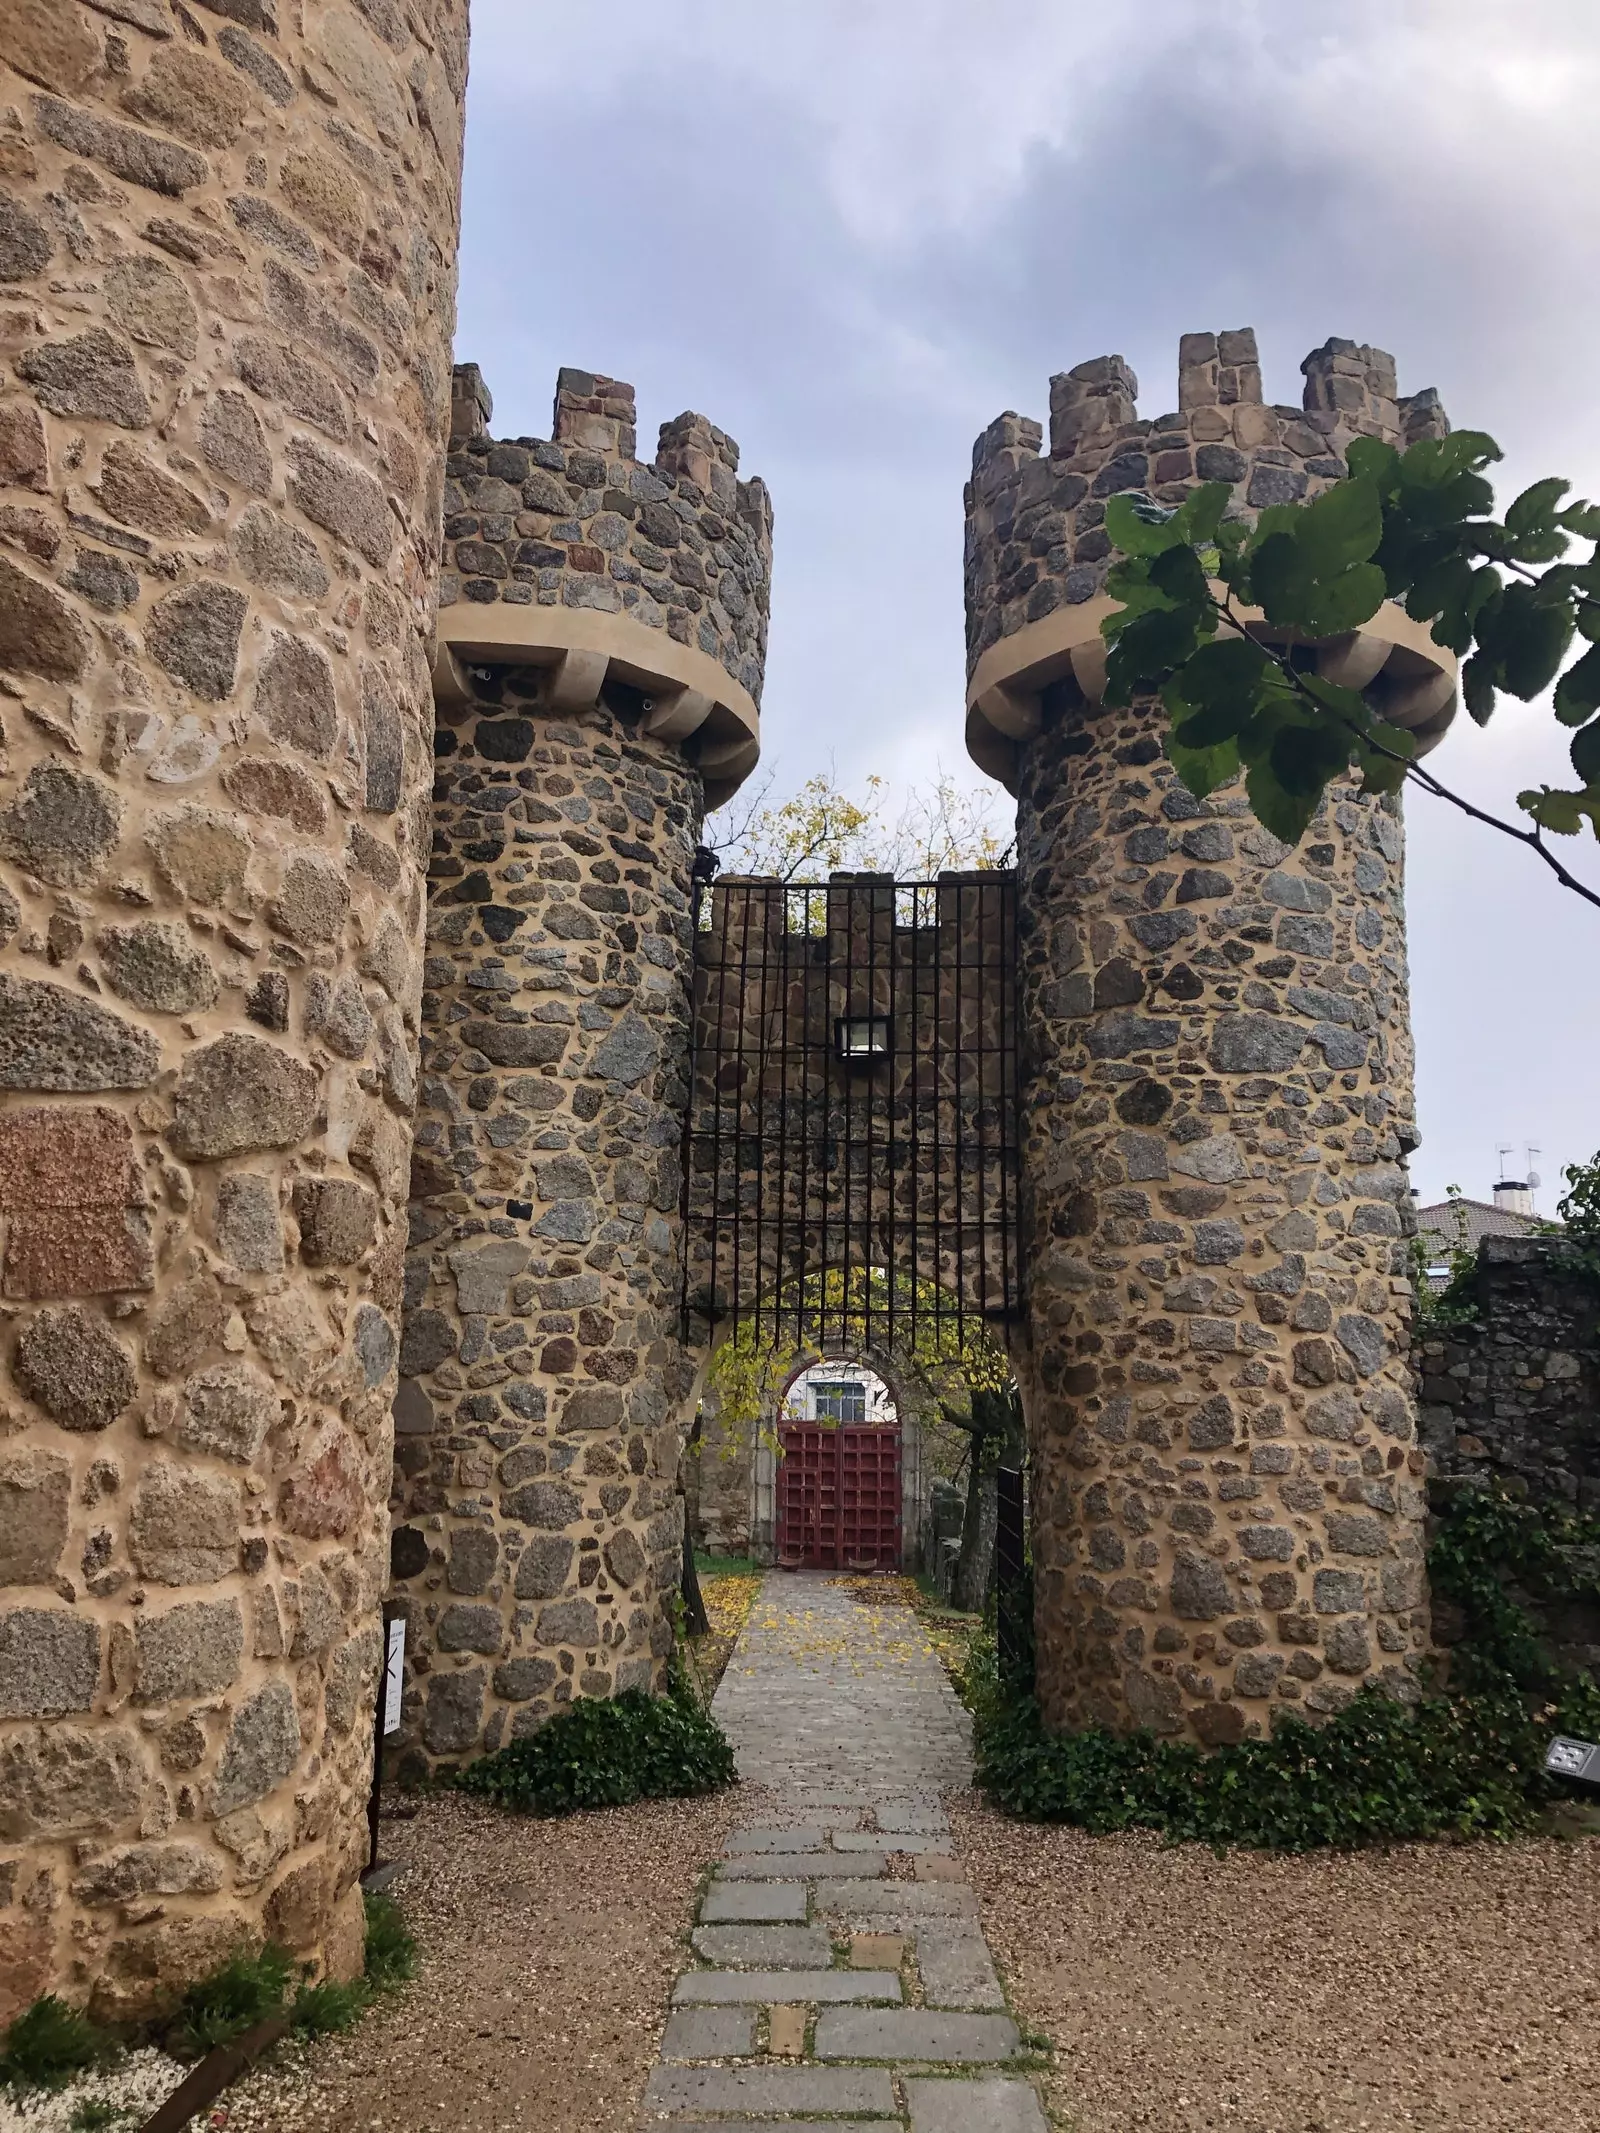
389, 364, 771, 1773
964, 333, 1456, 1743
0, 1, 468, 2019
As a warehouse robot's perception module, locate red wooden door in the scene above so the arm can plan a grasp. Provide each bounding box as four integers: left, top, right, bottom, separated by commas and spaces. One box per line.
777, 1424, 901, 1569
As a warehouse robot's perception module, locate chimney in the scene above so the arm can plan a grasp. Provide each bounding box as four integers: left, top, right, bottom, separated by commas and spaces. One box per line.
1493, 1179, 1534, 1217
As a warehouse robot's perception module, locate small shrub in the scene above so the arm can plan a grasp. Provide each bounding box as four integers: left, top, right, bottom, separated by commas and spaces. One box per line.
361, 1891, 416, 1993
69, 2101, 134, 2130
0, 1996, 107, 2093
290, 1978, 371, 2037
168, 1942, 295, 2059
452, 1678, 736, 1816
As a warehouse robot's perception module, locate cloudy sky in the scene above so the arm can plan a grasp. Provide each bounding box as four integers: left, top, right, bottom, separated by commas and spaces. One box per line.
455, 0, 1600, 1211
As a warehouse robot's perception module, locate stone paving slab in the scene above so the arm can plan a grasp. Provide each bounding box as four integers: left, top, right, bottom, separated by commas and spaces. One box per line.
646, 1576, 1036, 2130
674, 1969, 902, 2005
914, 1924, 1006, 2011
700, 1880, 809, 1923
692, 1924, 834, 1967
644, 2123, 895, 2132
725, 1826, 828, 1853
814, 2009, 1021, 2064
660, 2006, 759, 2061
836, 1830, 950, 1854
874, 1803, 951, 1834
642, 2065, 898, 2115
719, 1850, 887, 1879
814, 1880, 979, 1918
905, 2077, 1050, 2131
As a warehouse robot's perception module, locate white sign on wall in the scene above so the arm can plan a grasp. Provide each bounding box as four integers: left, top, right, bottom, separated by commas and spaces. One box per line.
382, 1616, 406, 1737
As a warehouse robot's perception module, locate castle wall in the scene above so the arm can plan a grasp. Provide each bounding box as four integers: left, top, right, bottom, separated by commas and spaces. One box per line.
968, 334, 1448, 1743
1422, 1236, 1600, 1510
389, 372, 771, 1773
0, 0, 467, 2018
1422, 1237, 1600, 1678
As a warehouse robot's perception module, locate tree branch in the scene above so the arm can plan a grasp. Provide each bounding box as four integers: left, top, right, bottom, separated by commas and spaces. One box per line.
1211, 591, 1600, 913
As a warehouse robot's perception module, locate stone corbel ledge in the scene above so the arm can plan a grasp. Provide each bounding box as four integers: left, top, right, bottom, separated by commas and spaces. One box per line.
433, 602, 762, 808
966, 593, 1459, 795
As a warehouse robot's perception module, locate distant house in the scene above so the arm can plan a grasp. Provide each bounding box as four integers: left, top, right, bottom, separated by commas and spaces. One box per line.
1413, 1177, 1554, 1287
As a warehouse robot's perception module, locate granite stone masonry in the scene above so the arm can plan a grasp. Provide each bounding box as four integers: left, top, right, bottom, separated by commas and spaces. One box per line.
390, 487, 770, 1768
0, 0, 469, 2021
963, 334, 1453, 1742
439, 364, 772, 809
1423, 1237, 1600, 1675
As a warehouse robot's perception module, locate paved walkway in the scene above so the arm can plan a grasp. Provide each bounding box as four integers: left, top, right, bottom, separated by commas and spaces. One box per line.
637, 1573, 1048, 2132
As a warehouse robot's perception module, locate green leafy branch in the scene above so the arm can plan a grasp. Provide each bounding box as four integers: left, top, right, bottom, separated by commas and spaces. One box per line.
1099, 432, 1600, 912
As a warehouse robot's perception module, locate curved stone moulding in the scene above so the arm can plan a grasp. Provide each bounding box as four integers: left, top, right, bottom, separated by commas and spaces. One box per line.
965, 593, 1459, 795
433, 601, 762, 807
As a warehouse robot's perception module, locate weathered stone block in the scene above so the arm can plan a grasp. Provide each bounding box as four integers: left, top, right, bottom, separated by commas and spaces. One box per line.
15, 1306, 136, 1431
0, 1607, 99, 1717
135, 1599, 244, 1704
130, 1459, 240, 1585
213, 1680, 300, 1816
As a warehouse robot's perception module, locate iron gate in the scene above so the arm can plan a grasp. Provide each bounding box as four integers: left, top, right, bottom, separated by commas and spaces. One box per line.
682, 870, 1021, 1349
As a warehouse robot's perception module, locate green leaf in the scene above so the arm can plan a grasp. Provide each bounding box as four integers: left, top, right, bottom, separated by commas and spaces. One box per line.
1167, 732, 1239, 799
1173, 481, 1231, 546
1270, 721, 1350, 798
1554, 644, 1600, 726
1245, 753, 1322, 846
1104, 605, 1202, 702
1581, 602, 1600, 643
1481, 583, 1575, 698
1301, 561, 1388, 637
1298, 671, 1375, 730
1250, 531, 1313, 627
1168, 633, 1272, 708
1571, 719, 1600, 786
1462, 653, 1497, 726
1345, 435, 1401, 492
1148, 542, 1211, 606
1519, 785, 1585, 836
1558, 499, 1600, 541
1104, 493, 1184, 558
1296, 476, 1383, 576
1505, 476, 1569, 536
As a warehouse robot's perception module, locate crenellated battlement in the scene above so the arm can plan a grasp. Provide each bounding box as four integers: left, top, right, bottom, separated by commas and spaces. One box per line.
436, 364, 773, 805
963, 329, 1457, 793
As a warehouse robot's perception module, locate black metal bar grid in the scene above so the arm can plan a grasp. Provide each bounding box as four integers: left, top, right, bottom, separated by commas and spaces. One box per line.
682, 871, 1021, 1348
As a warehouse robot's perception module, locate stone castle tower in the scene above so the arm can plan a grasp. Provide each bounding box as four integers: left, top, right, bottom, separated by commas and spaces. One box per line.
388, 364, 771, 1772
964, 332, 1458, 1741
0, 0, 470, 2018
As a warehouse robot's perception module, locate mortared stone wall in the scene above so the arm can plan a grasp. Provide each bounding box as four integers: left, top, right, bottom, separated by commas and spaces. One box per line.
965, 333, 1452, 1743
0, 0, 468, 2021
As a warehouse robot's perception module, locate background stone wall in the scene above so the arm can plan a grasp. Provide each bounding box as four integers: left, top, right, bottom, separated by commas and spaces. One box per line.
1421, 1236, 1600, 1516
443, 363, 772, 719
0, 0, 466, 2021
972, 334, 1443, 1743
387, 672, 729, 1773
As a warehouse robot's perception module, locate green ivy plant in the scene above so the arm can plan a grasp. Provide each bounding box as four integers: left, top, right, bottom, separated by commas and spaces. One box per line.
970, 1482, 1600, 1849
1100, 435, 1600, 910
451, 1664, 736, 1817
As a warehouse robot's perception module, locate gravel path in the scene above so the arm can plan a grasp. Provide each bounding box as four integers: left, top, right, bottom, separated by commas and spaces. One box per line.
954, 1796, 1600, 2132
224, 1788, 740, 2133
